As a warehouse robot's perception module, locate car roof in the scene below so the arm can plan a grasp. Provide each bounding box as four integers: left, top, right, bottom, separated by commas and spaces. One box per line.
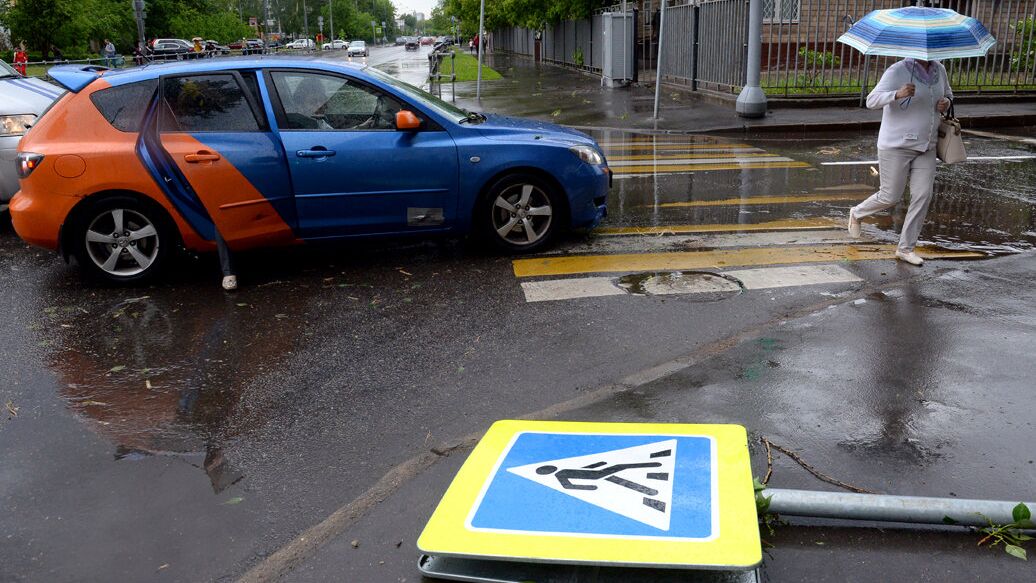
97, 57, 368, 88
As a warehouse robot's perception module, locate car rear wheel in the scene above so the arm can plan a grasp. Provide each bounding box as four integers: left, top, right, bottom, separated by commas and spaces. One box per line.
480, 174, 562, 253
70, 196, 172, 284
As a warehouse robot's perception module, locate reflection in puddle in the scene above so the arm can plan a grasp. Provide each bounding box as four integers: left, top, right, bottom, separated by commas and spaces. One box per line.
619, 270, 743, 301
43, 293, 306, 491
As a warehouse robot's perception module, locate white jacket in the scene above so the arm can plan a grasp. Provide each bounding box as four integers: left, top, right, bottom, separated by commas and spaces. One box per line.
867, 60, 954, 152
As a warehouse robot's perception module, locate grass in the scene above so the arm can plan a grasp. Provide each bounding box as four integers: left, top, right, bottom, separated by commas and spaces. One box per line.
761, 72, 1036, 96
431, 48, 502, 83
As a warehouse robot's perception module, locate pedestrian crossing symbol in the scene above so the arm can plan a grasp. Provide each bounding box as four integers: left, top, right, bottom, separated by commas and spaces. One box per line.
418, 420, 761, 570
506, 439, 678, 531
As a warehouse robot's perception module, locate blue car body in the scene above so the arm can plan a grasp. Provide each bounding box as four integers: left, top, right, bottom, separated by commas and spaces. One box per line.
31, 58, 609, 257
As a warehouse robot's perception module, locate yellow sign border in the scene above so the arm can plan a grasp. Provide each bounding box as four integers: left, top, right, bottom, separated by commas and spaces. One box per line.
418, 420, 761, 569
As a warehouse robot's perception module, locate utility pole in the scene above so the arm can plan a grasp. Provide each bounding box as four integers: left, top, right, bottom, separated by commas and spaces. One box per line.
329, 0, 334, 42
735, 0, 767, 117
263, 0, 274, 44
132, 0, 146, 50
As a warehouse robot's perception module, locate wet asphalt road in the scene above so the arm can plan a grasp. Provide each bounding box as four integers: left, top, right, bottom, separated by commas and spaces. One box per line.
2, 48, 1036, 582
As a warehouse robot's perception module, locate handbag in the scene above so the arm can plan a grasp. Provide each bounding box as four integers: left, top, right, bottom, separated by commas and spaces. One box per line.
937, 102, 966, 164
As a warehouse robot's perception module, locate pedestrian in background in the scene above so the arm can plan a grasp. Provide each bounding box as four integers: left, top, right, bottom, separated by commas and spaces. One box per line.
102, 39, 116, 68
13, 42, 28, 76
133, 43, 146, 66
847, 58, 953, 266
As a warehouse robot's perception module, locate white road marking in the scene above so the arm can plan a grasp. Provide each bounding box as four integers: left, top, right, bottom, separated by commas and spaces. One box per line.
608, 156, 798, 167
521, 265, 863, 302
521, 277, 627, 302
724, 264, 863, 289
546, 230, 855, 256
822, 155, 1036, 166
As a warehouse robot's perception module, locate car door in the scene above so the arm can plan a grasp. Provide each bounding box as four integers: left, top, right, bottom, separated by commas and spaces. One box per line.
147, 70, 298, 249
266, 69, 459, 239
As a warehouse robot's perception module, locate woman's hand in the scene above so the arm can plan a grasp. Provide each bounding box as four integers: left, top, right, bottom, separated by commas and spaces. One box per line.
895, 83, 916, 99
936, 98, 950, 113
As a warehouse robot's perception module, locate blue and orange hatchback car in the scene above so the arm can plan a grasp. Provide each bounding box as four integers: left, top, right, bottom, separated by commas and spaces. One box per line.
11, 58, 609, 282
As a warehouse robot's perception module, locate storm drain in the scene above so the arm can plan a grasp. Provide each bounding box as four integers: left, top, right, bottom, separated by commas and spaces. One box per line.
617, 271, 743, 302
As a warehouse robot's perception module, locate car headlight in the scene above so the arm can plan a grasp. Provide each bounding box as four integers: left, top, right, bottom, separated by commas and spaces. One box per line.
570, 145, 604, 165
1, 114, 37, 137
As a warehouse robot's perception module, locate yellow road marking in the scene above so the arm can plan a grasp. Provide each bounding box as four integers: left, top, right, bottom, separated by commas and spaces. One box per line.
607, 152, 774, 162
646, 192, 869, 207
601, 143, 756, 151
615, 161, 812, 174
596, 218, 840, 236
512, 245, 984, 278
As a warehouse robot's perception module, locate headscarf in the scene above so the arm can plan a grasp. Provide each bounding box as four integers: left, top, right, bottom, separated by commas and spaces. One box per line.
903, 58, 940, 86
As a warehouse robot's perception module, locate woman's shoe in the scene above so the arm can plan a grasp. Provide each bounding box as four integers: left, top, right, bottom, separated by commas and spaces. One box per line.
222, 275, 238, 291
847, 210, 861, 238
895, 250, 924, 266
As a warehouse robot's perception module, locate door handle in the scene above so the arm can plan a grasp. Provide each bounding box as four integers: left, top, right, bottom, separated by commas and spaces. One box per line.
296, 148, 337, 159
184, 150, 221, 163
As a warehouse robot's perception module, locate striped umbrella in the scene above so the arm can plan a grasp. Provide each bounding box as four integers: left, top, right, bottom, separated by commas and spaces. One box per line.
838, 6, 996, 60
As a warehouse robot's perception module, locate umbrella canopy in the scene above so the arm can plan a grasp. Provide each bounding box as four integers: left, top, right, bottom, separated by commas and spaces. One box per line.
838, 6, 995, 60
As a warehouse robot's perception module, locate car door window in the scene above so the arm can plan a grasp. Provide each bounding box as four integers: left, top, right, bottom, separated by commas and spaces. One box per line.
270, 71, 402, 131
160, 74, 262, 132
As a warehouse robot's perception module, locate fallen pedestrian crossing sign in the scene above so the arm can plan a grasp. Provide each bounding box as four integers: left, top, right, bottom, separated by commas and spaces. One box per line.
418, 420, 761, 570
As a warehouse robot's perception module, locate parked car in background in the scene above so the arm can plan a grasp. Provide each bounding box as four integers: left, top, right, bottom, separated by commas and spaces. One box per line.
0, 60, 62, 210
267, 40, 283, 50
147, 39, 194, 60
11, 59, 609, 282
322, 39, 348, 50
346, 40, 368, 57
395, 37, 405, 45
420, 36, 434, 46
286, 38, 315, 49
405, 37, 419, 51
228, 39, 245, 49
242, 39, 265, 55
204, 41, 230, 56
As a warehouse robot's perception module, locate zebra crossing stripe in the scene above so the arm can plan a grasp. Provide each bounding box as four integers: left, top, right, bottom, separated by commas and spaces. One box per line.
607, 151, 771, 161
598, 142, 754, 150
643, 192, 869, 208
543, 230, 855, 256
595, 218, 839, 236
609, 155, 793, 167
520, 265, 864, 302
615, 161, 812, 175
512, 244, 985, 278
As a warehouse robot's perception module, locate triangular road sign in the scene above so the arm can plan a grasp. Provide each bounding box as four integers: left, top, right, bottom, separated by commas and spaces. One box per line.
507, 439, 677, 531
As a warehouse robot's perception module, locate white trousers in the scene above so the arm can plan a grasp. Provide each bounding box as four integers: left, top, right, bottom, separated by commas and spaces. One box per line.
851, 147, 937, 253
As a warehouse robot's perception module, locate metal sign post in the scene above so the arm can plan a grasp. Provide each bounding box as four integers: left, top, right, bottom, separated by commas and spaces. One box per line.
476, 0, 486, 100
652, 0, 668, 119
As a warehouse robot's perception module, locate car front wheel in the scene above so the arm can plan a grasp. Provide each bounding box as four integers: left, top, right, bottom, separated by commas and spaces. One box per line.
480, 174, 562, 253
70, 196, 172, 284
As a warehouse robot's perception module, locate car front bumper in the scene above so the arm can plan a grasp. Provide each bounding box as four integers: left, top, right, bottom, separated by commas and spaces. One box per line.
1, 136, 22, 204
568, 164, 610, 230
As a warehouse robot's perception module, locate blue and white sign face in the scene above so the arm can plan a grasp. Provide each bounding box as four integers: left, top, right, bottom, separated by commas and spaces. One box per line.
466, 432, 717, 540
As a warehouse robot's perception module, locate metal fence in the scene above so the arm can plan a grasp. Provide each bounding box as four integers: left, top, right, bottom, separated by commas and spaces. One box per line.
494, 0, 1036, 98
761, 0, 1036, 96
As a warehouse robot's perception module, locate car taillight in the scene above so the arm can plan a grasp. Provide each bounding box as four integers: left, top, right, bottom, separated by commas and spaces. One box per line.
17, 152, 44, 179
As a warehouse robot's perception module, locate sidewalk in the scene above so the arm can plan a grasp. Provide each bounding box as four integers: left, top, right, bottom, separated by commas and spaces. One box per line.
442, 52, 1036, 135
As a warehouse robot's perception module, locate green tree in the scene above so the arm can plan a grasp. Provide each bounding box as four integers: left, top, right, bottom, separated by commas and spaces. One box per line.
1, 0, 77, 59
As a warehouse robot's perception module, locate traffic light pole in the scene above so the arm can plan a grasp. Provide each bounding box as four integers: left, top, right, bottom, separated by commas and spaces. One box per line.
132, 0, 146, 50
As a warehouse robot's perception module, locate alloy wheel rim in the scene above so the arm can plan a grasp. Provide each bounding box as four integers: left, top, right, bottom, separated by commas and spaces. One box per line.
491, 184, 553, 246
85, 208, 160, 277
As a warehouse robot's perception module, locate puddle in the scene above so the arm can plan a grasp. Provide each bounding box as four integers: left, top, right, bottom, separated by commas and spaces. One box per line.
618, 270, 742, 301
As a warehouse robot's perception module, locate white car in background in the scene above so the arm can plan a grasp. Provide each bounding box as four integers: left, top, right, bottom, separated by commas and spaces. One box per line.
286, 38, 315, 49
322, 39, 348, 50
0, 60, 62, 211
346, 40, 368, 57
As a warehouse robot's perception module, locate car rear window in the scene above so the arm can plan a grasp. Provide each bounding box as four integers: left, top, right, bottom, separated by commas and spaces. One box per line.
161, 74, 261, 132
89, 79, 158, 132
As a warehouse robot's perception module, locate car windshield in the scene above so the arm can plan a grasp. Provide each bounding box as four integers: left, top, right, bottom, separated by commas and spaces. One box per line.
0, 60, 18, 78
350, 42, 364, 47
363, 67, 472, 123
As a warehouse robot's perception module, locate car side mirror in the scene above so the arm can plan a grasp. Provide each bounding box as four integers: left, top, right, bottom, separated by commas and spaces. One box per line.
396, 110, 421, 131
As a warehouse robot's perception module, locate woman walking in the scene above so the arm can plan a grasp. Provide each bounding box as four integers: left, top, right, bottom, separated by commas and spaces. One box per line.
846, 58, 953, 266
